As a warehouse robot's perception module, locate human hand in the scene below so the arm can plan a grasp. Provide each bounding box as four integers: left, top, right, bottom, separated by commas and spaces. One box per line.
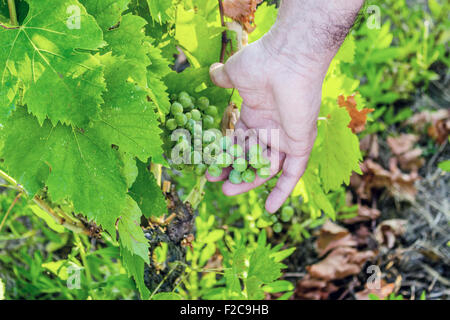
206, 38, 330, 213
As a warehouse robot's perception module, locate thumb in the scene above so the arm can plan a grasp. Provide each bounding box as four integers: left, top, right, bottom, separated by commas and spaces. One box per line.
210, 63, 234, 89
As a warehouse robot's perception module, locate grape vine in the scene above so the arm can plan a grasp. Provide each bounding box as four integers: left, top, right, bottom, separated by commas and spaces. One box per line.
0, 0, 366, 299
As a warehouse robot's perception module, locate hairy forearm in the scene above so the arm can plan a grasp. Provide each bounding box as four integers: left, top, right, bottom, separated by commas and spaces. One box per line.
262, 0, 365, 71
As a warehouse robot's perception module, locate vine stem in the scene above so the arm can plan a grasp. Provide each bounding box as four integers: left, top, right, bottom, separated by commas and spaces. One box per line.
0, 192, 22, 232
0, 169, 90, 234
184, 176, 207, 209
7, 0, 18, 26
218, 0, 229, 63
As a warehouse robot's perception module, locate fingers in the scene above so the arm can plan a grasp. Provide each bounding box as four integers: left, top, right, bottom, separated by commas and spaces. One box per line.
265, 155, 309, 213
209, 63, 234, 89
222, 152, 285, 196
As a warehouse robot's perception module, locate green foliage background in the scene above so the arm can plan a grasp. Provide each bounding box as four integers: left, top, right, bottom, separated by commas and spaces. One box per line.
0, 0, 447, 300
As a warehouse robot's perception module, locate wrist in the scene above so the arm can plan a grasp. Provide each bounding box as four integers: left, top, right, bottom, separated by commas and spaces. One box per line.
260, 0, 364, 75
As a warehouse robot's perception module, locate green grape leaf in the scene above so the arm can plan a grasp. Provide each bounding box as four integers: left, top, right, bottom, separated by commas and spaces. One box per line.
146, 0, 174, 24
293, 167, 336, 219
1, 108, 128, 235
248, 246, 284, 284
249, 3, 277, 43
129, 160, 167, 218
316, 106, 362, 192
120, 244, 150, 300
80, 0, 130, 31
164, 67, 210, 95
91, 54, 164, 162
147, 43, 171, 115
147, 43, 171, 78
119, 152, 138, 188
103, 13, 151, 87
0, 0, 105, 127
175, 5, 223, 68
117, 196, 149, 263
147, 75, 171, 116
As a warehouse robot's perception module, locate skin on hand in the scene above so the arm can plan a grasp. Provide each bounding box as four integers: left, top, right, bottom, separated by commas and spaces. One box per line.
207, 0, 364, 213
206, 39, 327, 213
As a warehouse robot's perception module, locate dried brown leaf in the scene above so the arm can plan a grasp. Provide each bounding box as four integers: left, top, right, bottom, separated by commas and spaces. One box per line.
338, 94, 374, 134
307, 247, 375, 281
316, 221, 357, 257
295, 275, 339, 300
375, 219, 407, 249
222, 0, 263, 33
343, 205, 381, 224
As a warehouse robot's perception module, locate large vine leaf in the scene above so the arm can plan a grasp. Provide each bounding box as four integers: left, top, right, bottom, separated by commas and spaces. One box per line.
146, 0, 174, 24
102, 13, 150, 86
90, 54, 164, 163
1, 108, 128, 235
147, 43, 171, 115
292, 167, 336, 219
117, 196, 150, 263
0, 0, 105, 127
120, 244, 150, 300
175, 5, 223, 68
316, 106, 362, 192
80, 0, 131, 31
129, 160, 167, 218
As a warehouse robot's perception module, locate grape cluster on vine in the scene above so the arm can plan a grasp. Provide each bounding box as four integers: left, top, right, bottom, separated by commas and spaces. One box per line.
165, 92, 272, 183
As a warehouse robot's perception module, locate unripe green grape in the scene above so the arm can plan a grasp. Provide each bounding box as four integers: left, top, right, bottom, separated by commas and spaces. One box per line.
171, 102, 184, 115
179, 96, 193, 110
250, 154, 271, 169
220, 136, 232, 151
197, 96, 210, 110
195, 163, 207, 176
191, 109, 202, 121
242, 169, 256, 183
186, 119, 195, 132
232, 157, 248, 172
208, 165, 222, 177
230, 144, 243, 158
166, 118, 177, 131
175, 113, 188, 126
229, 169, 243, 184
257, 167, 271, 179
205, 105, 218, 117
179, 91, 190, 101
281, 206, 294, 222
203, 130, 217, 145
273, 223, 283, 233
185, 112, 192, 121
170, 93, 178, 101
216, 152, 233, 168
203, 115, 215, 129
177, 139, 190, 151
270, 215, 278, 223
249, 144, 263, 157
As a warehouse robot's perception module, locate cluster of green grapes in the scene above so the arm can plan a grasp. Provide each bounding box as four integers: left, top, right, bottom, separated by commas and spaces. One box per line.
259, 178, 296, 233
166, 91, 219, 132
208, 142, 272, 185
166, 92, 272, 183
